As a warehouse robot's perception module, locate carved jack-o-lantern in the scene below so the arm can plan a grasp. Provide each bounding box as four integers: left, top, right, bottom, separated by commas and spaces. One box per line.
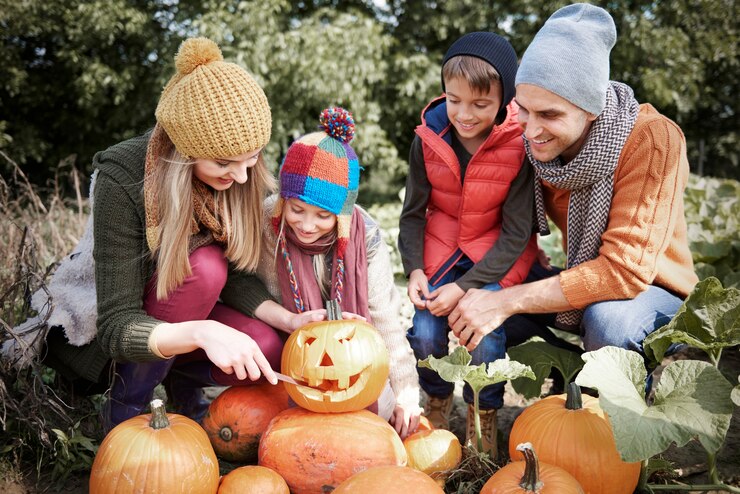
281, 302, 390, 413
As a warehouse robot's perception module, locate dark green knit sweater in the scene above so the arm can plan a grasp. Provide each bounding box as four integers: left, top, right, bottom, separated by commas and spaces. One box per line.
47, 133, 272, 383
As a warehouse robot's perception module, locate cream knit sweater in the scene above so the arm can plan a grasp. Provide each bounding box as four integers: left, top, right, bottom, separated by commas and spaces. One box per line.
257, 197, 421, 411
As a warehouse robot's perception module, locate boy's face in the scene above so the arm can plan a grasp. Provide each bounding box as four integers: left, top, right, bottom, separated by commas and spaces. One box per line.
515, 83, 596, 163
444, 76, 503, 146
283, 198, 337, 245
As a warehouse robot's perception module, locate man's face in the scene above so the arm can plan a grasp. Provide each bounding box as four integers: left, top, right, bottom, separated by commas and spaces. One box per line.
515, 84, 597, 163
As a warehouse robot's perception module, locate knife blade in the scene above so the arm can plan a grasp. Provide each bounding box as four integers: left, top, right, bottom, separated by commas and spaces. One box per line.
274, 371, 309, 387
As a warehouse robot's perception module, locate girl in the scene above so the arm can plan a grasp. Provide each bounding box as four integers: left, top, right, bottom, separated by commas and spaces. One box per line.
40, 37, 323, 432
257, 108, 422, 438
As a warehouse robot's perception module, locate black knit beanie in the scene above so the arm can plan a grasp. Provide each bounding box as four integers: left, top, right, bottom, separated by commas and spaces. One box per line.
441, 32, 519, 114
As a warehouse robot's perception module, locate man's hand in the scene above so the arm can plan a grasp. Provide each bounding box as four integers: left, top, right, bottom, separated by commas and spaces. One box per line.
448, 289, 512, 351
407, 269, 430, 309
426, 282, 465, 316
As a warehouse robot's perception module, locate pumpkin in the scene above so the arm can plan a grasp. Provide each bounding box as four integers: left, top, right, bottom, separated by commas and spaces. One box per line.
258, 407, 407, 494
280, 300, 390, 413
89, 399, 219, 494
508, 383, 641, 494
481, 442, 583, 493
417, 415, 434, 431
217, 465, 289, 494
332, 465, 445, 493
403, 429, 462, 487
202, 382, 289, 462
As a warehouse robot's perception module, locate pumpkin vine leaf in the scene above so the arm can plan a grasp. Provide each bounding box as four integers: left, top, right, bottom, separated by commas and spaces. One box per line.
508, 337, 584, 398
575, 346, 734, 464
643, 277, 740, 367
418, 346, 534, 455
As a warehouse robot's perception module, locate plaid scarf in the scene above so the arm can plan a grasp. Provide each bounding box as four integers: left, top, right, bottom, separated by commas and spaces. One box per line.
527, 82, 640, 330
144, 124, 229, 254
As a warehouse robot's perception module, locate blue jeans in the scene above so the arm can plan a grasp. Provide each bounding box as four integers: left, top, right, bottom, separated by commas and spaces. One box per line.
407, 256, 505, 410
504, 265, 684, 356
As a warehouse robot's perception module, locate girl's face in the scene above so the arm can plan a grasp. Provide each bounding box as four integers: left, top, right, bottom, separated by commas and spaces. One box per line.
283, 198, 337, 244
193, 149, 262, 191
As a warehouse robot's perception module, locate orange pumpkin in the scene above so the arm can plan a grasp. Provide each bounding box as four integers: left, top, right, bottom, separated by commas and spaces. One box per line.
332, 465, 445, 493
481, 442, 583, 493
202, 382, 289, 462
280, 308, 390, 413
403, 429, 462, 487
258, 407, 407, 494
508, 383, 640, 494
417, 415, 434, 431
218, 465, 289, 494
89, 399, 219, 494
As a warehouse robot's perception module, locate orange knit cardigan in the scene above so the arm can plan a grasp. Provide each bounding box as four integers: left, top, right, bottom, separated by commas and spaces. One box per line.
543, 104, 698, 308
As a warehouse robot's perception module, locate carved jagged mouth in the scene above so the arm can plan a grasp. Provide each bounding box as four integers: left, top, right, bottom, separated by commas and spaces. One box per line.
296, 368, 371, 402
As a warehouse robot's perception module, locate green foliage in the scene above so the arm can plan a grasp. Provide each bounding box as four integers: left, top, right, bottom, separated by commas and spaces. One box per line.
418, 346, 535, 395
576, 346, 734, 463
643, 277, 740, 365
508, 336, 583, 398
684, 175, 740, 287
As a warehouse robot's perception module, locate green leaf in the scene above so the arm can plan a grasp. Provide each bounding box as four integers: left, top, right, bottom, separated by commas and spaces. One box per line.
732, 376, 740, 407
418, 346, 474, 383
576, 347, 734, 462
465, 356, 535, 394
643, 277, 740, 364
508, 337, 584, 398
418, 346, 534, 392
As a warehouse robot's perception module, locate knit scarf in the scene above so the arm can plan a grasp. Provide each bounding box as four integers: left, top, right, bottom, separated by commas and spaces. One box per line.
275, 207, 370, 321
144, 124, 229, 253
526, 82, 640, 330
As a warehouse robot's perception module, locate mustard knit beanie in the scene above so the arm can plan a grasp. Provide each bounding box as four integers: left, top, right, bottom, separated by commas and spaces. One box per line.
155, 37, 271, 159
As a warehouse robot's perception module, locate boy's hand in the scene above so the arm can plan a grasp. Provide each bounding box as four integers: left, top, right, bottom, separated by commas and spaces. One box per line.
407, 269, 430, 309
537, 247, 553, 270
426, 283, 465, 316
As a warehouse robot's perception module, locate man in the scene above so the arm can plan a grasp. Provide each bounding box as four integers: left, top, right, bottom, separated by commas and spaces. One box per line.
449, 3, 698, 358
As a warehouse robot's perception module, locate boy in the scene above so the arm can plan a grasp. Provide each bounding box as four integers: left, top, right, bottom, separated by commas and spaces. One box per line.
399, 32, 537, 457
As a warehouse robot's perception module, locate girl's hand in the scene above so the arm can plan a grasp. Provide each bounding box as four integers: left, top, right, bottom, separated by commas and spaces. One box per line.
389, 403, 423, 439
286, 308, 326, 333
340, 311, 367, 321
426, 282, 465, 317
407, 269, 430, 310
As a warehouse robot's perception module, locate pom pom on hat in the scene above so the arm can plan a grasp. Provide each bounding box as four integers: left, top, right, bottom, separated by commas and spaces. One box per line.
174, 37, 224, 75
320, 107, 355, 143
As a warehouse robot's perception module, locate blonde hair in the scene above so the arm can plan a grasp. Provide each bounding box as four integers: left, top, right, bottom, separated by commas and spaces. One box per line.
150, 136, 276, 300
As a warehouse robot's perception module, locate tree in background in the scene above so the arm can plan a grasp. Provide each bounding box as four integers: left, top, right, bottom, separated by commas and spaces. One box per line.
1, 0, 737, 197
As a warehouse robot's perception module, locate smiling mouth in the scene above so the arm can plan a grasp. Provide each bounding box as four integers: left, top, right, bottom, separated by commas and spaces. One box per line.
457, 121, 477, 130
531, 137, 553, 144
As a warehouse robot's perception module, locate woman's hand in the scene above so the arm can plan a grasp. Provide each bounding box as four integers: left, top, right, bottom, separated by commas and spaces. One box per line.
154, 320, 278, 384
407, 269, 430, 310
389, 403, 423, 440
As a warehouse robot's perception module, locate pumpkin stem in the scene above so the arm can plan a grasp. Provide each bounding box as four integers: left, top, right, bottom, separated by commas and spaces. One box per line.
149, 399, 170, 430
517, 442, 544, 492
565, 382, 583, 410
326, 299, 342, 321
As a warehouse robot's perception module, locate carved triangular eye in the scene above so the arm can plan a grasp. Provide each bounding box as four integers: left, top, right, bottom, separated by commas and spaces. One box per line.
297, 328, 318, 347
333, 326, 355, 342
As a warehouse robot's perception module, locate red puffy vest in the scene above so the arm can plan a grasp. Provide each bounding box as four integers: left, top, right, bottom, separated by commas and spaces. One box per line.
416, 98, 537, 287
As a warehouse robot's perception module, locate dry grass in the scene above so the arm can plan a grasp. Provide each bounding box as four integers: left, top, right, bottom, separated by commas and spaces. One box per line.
0, 152, 94, 488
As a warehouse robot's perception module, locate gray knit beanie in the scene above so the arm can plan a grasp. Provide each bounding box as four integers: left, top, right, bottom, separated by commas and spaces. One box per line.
516, 3, 616, 115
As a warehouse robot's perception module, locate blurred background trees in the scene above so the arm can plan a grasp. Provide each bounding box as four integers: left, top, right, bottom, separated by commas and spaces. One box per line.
1, 0, 737, 202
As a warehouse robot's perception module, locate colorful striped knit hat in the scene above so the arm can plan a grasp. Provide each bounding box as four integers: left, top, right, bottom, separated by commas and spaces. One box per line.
273, 107, 360, 309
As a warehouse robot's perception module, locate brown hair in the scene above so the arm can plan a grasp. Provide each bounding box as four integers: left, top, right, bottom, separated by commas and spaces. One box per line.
442, 55, 502, 95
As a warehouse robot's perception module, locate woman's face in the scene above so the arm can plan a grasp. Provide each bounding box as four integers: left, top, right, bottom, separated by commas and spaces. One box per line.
283, 198, 337, 244
193, 149, 262, 191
